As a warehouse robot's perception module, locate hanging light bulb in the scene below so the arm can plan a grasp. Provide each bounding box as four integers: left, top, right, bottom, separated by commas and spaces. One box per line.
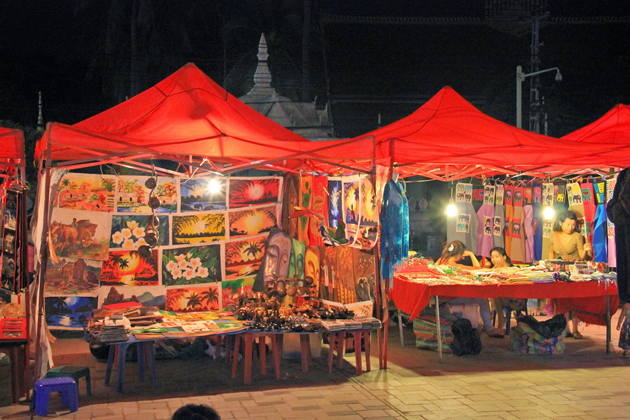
446, 184, 457, 217
543, 206, 555, 220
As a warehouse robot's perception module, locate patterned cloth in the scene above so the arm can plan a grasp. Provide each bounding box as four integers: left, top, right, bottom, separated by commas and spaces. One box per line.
510, 325, 565, 355
379, 179, 409, 285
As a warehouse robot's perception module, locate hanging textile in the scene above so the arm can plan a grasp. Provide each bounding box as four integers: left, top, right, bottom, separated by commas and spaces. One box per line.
504, 184, 514, 258
472, 185, 484, 213
493, 184, 505, 250
379, 179, 409, 286
298, 175, 313, 246
476, 184, 495, 258
283, 174, 300, 239
343, 175, 361, 246
567, 182, 587, 238
523, 184, 534, 263
510, 185, 526, 263
308, 176, 328, 247
288, 238, 306, 280
541, 182, 554, 260
592, 180, 608, 263
447, 182, 478, 254
532, 181, 543, 261
606, 176, 618, 267
327, 178, 343, 231
606, 168, 630, 304
581, 181, 596, 244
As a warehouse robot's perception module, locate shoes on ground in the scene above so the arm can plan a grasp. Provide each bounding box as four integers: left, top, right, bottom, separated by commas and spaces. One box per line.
486, 328, 505, 338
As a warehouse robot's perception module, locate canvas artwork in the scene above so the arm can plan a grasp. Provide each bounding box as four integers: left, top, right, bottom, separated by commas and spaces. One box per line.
45, 258, 101, 296
166, 284, 221, 312
161, 244, 222, 286
4, 208, 16, 230
45, 296, 96, 330
309, 176, 328, 246
352, 248, 375, 303
282, 174, 299, 238
3, 229, 15, 254
172, 213, 226, 244
54, 173, 116, 212
221, 276, 255, 307
228, 205, 278, 238
49, 208, 112, 261
327, 178, 343, 230
298, 175, 312, 244
98, 285, 166, 309
228, 177, 282, 208
110, 215, 170, 249
343, 176, 361, 244
116, 176, 177, 214
288, 238, 305, 280
224, 236, 266, 280
357, 176, 378, 249
304, 246, 320, 296
100, 249, 159, 286
336, 246, 357, 304
179, 177, 226, 211
319, 246, 337, 301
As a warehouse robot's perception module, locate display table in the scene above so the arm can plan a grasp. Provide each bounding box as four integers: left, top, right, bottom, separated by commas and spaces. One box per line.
392, 274, 618, 361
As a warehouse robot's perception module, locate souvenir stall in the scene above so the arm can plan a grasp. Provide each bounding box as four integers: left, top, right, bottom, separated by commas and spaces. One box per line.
343, 87, 630, 363
31, 63, 382, 388
0, 127, 30, 404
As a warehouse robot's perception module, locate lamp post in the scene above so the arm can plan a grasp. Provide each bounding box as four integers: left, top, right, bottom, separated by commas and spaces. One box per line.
516, 65, 562, 130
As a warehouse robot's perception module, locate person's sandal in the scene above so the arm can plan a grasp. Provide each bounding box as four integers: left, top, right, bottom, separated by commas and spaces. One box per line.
565, 331, 574, 338
573, 331, 584, 339
486, 328, 505, 338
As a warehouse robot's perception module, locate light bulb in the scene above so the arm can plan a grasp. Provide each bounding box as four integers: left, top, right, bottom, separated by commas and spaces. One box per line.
207, 178, 221, 194
446, 202, 457, 217
543, 206, 555, 220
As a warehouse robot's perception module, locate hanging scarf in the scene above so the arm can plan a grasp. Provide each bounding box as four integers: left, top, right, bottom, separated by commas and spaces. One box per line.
511, 185, 526, 263
581, 181, 596, 245
504, 184, 514, 258
447, 182, 478, 254
606, 176, 618, 267
476, 184, 495, 257
532, 182, 543, 260
493, 184, 505, 250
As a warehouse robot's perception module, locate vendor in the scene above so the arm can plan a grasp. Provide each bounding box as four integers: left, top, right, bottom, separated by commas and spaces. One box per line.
436, 240, 504, 338
487, 247, 527, 333
549, 210, 593, 339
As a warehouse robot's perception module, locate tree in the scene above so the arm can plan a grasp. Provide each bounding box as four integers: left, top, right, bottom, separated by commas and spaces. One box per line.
186, 292, 202, 310
200, 287, 219, 307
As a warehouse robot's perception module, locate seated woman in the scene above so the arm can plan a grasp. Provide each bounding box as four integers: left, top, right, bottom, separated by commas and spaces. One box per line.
436, 240, 504, 338
549, 210, 593, 339
487, 247, 527, 332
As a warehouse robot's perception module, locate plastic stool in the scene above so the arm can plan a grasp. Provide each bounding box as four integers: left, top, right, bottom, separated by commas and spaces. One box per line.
46, 366, 91, 396
34, 377, 79, 416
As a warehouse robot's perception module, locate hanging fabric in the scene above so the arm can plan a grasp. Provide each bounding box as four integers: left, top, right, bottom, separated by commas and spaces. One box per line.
447, 182, 478, 254
493, 184, 505, 250
606, 176, 618, 267
308, 176, 328, 247
504, 184, 514, 258
581, 181, 596, 245
523, 184, 534, 263
592, 180, 608, 263
379, 179, 409, 287
567, 181, 587, 238
476, 184, 495, 257
510, 185, 526, 263
532, 181, 543, 261
283, 173, 300, 239
541, 182, 555, 260
298, 175, 313, 246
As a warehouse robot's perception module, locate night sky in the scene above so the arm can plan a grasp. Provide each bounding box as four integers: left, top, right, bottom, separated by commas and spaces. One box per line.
1, 0, 630, 143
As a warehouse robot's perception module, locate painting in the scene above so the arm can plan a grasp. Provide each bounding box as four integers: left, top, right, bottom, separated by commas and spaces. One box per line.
282, 174, 299, 238
328, 178, 343, 230
45, 258, 101, 296
304, 246, 320, 296
288, 238, 305, 280
180, 177, 226, 211
172, 213, 226, 244
98, 285, 166, 309
224, 236, 266, 280
352, 249, 375, 303
343, 176, 361, 244
4, 208, 16, 230
228, 177, 282, 208
100, 249, 159, 286
336, 246, 356, 303
161, 244, 222, 286
116, 176, 177, 214
49, 208, 112, 261
110, 215, 170, 249
298, 175, 312, 244
54, 173, 116, 212
3, 229, 15, 254
356, 176, 378, 249
45, 296, 96, 330
166, 284, 221, 312
221, 276, 255, 307
228, 205, 277, 238
308, 176, 328, 246
319, 246, 336, 301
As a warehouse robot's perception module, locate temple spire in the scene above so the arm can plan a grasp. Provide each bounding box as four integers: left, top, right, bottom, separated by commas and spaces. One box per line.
253, 33, 272, 89
36, 91, 44, 135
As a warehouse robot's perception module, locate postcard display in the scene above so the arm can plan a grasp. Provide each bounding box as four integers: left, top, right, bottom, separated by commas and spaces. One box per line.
44, 174, 283, 330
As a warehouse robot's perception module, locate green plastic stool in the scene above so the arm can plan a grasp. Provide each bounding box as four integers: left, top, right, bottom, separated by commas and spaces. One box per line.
46, 366, 92, 396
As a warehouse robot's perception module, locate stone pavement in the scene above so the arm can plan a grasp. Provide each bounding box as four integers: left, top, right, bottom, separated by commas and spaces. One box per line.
2, 312, 630, 420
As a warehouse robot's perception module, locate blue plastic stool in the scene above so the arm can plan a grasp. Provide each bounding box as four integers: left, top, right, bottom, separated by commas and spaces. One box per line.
34, 377, 79, 416
46, 366, 91, 396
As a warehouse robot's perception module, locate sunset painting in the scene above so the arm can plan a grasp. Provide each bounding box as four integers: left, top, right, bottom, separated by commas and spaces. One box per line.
172, 213, 226, 244
100, 249, 159, 286
161, 244, 221, 286
54, 173, 116, 212
224, 236, 266, 280
228, 177, 282, 208
166, 284, 221, 312
228, 205, 278, 238
180, 177, 226, 211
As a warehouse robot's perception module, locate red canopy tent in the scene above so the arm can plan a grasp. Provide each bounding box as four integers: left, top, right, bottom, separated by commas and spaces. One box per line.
0, 127, 26, 177
562, 104, 630, 144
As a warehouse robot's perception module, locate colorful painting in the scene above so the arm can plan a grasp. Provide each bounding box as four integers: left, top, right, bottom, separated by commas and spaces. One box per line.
98, 285, 166, 309
224, 236, 266, 280
328, 178, 343, 230
282, 174, 299, 238
343, 176, 361, 243
45, 258, 101, 296
304, 246, 320, 296
172, 213, 226, 244
4, 208, 16, 230
45, 296, 96, 330
100, 249, 159, 286
116, 176, 177, 214
110, 215, 169, 248
229, 177, 282, 208
221, 277, 255, 307
298, 175, 312, 244
336, 246, 356, 303
356, 176, 378, 249
309, 176, 328, 246
49, 208, 112, 261
166, 284, 221, 312
288, 238, 305, 280
319, 246, 336, 301
228, 205, 277, 238
161, 244, 221, 286
352, 248, 376, 303
54, 173, 116, 212
180, 177, 226, 211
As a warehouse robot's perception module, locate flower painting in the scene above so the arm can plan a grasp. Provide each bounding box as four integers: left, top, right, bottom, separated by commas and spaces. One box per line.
116, 176, 177, 214
166, 285, 221, 312
161, 244, 221, 286
110, 215, 169, 248
172, 213, 226, 244
49, 208, 112, 261
180, 177, 226, 211
54, 173, 116, 212
228, 205, 278, 238
224, 236, 266, 280
100, 249, 159, 286
228, 177, 282, 208
221, 277, 255, 306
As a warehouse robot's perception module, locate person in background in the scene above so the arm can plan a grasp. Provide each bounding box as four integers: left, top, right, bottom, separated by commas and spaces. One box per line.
436, 240, 504, 338
172, 404, 221, 420
549, 210, 592, 339
487, 247, 527, 333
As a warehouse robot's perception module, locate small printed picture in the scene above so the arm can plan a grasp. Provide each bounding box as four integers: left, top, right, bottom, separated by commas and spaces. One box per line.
483, 216, 492, 236
493, 217, 503, 236
4, 208, 16, 230
3, 230, 15, 254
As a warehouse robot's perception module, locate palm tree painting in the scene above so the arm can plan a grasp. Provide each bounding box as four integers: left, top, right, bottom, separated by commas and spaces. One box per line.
54, 173, 116, 212
100, 249, 159, 286
224, 236, 266, 280
228, 177, 281, 208
172, 213, 226, 244
166, 285, 220, 312
228, 205, 277, 238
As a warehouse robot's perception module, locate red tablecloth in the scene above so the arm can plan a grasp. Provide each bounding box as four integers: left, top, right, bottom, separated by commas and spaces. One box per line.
392, 275, 618, 321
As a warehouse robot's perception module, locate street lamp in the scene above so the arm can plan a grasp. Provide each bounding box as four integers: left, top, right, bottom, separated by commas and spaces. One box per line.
516, 65, 562, 129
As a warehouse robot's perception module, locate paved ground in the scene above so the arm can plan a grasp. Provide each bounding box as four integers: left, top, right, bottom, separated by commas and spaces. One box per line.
2, 312, 630, 420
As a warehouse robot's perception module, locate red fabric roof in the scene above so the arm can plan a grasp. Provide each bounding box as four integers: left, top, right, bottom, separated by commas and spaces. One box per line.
0, 127, 25, 166
562, 104, 630, 145
35, 63, 320, 163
